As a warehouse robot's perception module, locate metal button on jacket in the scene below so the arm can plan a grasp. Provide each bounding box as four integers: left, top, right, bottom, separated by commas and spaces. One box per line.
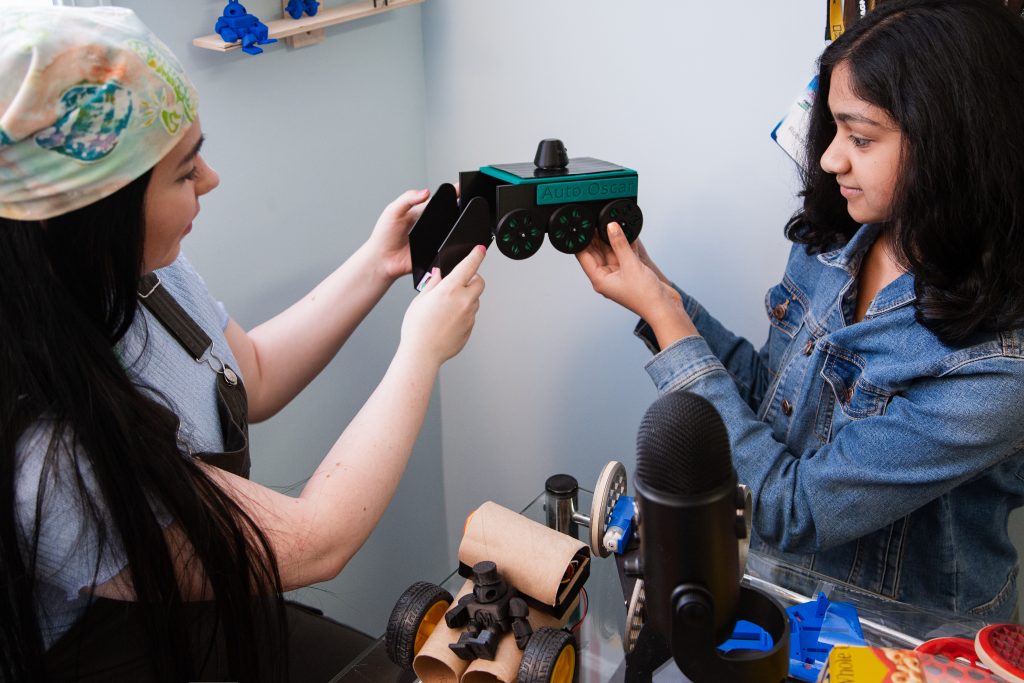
773, 299, 790, 320
781, 399, 793, 416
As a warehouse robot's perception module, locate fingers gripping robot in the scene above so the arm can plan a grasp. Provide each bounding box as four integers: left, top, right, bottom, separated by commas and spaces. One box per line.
445, 561, 533, 661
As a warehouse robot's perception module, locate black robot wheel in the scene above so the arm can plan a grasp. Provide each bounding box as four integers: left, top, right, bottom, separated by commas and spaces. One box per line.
385, 581, 454, 671
518, 627, 578, 683
495, 209, 544, 260
598, 199, 643, 244
548, 204, 597, 254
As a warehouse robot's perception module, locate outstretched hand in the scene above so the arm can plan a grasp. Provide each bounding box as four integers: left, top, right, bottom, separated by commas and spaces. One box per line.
576, 223, 697, 347
400, 244, 487, 366
365, 188, 431, 282
576, 223, 681, 318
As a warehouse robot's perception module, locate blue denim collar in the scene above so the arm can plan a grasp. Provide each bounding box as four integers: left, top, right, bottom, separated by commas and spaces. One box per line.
816, 223, 881, 274
865, 273, 916, 317
816, 223, 917, 318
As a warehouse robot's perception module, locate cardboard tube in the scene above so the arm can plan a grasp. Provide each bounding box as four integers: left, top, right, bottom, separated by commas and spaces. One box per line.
412, 580, 474, 683
459, 502, 588, 608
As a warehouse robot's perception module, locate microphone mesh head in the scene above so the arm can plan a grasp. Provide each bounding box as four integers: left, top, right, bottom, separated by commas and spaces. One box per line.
635, 391, 733, 496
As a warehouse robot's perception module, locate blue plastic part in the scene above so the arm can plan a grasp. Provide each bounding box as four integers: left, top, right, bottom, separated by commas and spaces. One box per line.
605, 495, 636, 555
786, 592, 866, 682
214, 0, 278, 56
285, 0, 320, 19
718, 620, 774, 653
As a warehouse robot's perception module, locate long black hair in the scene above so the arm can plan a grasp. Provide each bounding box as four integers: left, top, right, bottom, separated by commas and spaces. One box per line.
786, 0, 1024, 345
0, 172, 285, 681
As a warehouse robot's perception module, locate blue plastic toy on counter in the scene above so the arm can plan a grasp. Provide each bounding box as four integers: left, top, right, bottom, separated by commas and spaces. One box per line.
787, 592, 866, 682
718, 620, 775, 654
716, 591, 866, 682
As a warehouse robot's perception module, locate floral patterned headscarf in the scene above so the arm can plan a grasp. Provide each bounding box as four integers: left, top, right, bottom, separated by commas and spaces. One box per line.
0, 6, 198, 220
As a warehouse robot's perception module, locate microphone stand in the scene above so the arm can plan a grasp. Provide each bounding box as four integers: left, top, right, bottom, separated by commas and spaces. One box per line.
614, 555, 669, 682
671, 582, 790, 682
614, 550, 790, 683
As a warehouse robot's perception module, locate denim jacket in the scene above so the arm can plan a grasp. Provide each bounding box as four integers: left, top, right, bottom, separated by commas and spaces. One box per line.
636, 223, 1024, 619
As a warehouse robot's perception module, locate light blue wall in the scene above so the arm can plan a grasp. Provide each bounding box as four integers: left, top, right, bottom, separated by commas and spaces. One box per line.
420, 0, 822, 557
118, 0, 450, 635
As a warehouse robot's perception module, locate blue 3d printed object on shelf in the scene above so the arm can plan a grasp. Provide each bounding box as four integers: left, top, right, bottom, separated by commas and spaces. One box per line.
215, 0, 277, 55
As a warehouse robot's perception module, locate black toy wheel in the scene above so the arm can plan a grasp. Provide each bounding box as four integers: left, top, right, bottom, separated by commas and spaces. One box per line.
517, 627, 578, 683
496, 209, 544, 259
598, 199, 643, 244
385, 581, 453, 671
547, 204, 596, 254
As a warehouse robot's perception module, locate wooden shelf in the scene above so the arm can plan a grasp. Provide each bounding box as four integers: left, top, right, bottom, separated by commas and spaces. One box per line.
192, 0, 423, 52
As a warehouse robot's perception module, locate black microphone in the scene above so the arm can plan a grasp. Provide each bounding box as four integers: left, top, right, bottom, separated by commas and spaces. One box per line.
630, 391, 790, 682
634, 391, 742, 656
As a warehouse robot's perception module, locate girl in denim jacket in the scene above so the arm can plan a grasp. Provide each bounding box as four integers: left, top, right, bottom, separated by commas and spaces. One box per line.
578, 0, 1024, 620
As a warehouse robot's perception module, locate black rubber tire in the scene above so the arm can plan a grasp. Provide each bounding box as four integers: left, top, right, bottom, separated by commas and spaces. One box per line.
597, 199, 643, 245
547, 204, 596, 254
517, 627, 578, 683
384, 581, 453, 670
495, 209, 545, 259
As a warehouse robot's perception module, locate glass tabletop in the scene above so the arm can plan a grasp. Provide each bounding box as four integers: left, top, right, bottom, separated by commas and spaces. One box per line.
331, 488, 990, 682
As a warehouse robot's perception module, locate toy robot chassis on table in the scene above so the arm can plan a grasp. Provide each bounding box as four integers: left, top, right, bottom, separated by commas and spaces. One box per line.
386, 574, 577, 683
551, 462, 789, 683
384, 504, 587, 683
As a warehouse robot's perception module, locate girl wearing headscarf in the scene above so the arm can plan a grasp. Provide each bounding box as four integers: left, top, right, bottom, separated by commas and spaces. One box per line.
0, 7, 486, 680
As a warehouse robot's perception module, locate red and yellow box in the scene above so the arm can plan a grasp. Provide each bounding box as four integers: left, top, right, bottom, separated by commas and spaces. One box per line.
817, 645, 1004, 682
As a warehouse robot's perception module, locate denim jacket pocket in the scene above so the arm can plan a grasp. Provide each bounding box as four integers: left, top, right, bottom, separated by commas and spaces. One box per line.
816, 345, 892, 441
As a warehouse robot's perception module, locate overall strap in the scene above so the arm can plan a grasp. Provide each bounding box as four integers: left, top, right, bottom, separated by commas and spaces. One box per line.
137, 273, 211, 361
136, 273, 251, 479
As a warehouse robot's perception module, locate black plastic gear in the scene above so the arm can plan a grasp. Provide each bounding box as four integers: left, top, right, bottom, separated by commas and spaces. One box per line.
598, 199, 643, 244
547, 204, 597, 254
517, 627, 578, 683
496, 209, 544, 259
385, 581, 454, 670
